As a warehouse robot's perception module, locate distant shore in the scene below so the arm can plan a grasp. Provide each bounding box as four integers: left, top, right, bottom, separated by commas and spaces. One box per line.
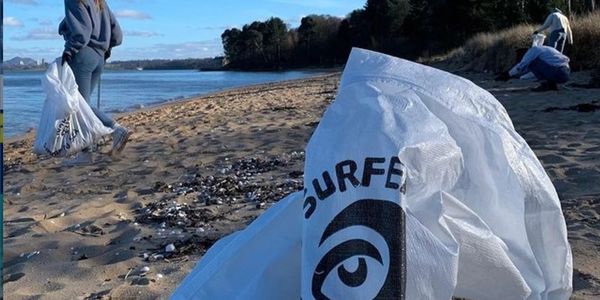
3, 70, 600, 299
3, 55, 345, 73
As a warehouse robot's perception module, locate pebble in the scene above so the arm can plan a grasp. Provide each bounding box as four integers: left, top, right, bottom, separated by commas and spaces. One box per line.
131, 277, 150, 286
133, 153, 305, 244
152, 254, 165, 261
165, 244, 176, 252
26, 251, 40, 259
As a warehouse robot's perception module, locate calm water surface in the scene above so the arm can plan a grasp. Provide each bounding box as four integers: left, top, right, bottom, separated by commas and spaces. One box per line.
4, 69, 326, 138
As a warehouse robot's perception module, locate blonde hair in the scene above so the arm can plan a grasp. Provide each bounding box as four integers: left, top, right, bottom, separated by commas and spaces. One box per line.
79, 0, 105, 10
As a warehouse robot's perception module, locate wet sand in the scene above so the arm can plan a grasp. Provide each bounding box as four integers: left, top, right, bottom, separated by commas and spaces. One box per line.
3, 70, 600, 299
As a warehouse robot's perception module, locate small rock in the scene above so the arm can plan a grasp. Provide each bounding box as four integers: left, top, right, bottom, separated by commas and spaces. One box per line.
131, 277, 150, 286
152, 254, 165, 261
26, 251, 40, 259
165, 244, 176, 252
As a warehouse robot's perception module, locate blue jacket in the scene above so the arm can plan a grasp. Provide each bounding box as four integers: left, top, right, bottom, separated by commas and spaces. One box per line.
59, 0, 123, 56
509, 46, 570, 78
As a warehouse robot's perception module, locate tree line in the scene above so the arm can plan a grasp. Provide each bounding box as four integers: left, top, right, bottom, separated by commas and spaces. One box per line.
222, 0, 598, 70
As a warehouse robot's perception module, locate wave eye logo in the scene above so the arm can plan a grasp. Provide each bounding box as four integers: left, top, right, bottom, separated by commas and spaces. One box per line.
311, 199, 406, 300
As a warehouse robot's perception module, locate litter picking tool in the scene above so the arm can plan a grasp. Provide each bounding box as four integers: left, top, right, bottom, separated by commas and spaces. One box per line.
92, 78, 103, 152
97, 76, 101, 110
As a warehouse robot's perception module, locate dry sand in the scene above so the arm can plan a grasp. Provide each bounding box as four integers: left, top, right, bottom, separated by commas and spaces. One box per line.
3, 70, 600, 299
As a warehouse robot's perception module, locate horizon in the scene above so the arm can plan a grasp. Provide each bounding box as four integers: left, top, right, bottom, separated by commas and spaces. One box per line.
3, 0, 365, 62
3, 55, 222, 65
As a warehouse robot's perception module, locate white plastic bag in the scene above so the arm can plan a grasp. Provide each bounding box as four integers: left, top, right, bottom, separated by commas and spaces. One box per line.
521, 34, 547, 80
33, 58, 113, 156
532, 33, 546, 47
171, 192, 303, 299
172, 48, 572, 300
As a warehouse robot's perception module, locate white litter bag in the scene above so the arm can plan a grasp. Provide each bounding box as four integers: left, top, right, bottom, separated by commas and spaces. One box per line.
532, 33, 546, 47
172, 48, 572, 300
521, 34, 547, 80
33, 59, 113, 156
171, 192, 303, 299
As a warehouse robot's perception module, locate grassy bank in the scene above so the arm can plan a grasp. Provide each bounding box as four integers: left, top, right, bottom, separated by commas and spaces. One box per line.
423, 12, 600, 74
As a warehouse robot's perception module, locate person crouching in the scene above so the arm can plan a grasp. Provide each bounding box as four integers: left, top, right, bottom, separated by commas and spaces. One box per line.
496, 46, 570, 91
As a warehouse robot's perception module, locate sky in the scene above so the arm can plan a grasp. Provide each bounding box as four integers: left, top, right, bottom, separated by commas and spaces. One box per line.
3, 0, 366, 62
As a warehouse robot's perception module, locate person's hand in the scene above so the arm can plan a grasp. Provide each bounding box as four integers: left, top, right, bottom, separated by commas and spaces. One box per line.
494, 71, 511, 82
61, 52, 72, 65
104, 49, 111, 62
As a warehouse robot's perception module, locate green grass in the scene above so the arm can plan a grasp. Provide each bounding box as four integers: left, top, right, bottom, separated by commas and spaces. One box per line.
422, 12, 600, 74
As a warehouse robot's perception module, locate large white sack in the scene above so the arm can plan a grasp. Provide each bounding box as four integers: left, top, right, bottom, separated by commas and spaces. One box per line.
171, 48, 572, 300
302, 48, 571, 299
170, 192, 303, 299
33, 59, 113, 156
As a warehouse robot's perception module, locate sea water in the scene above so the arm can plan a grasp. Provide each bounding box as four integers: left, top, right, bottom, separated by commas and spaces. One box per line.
4, 69, 326, 138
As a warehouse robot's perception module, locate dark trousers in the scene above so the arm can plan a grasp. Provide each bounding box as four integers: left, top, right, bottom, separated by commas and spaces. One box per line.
529, 58, 570, 84
545, 29, 567, 53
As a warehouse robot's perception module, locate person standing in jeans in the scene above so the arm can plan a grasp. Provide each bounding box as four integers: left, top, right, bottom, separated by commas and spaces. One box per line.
534, 8, 573, 53
59, 0, 131, 157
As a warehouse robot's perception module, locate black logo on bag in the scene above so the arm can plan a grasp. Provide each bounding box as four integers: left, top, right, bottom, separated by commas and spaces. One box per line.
44, 114, 80, 156
311, 199, 406, 300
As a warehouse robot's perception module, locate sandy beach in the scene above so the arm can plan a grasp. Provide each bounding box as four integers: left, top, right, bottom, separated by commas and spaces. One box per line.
3, 69, 600, 299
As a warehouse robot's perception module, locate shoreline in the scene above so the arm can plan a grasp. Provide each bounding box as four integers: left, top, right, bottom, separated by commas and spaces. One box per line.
4, 71, 341, 144
4, 70, 600, 299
